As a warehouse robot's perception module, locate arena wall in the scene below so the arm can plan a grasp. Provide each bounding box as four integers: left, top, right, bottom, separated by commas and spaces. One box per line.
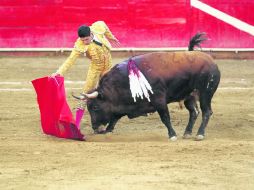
0, 0, 253, 49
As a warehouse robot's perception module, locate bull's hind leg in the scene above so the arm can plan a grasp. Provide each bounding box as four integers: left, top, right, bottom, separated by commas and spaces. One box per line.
183, 96, 200, 139
157, 107, 177, 141
196, 92, 213, 140
196, 70, 220, 140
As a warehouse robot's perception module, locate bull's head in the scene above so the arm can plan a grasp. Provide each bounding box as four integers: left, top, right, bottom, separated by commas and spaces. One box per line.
72, 90, 112, 133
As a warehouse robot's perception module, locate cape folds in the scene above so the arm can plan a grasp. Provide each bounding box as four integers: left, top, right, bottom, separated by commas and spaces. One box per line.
32, 76, 84, 140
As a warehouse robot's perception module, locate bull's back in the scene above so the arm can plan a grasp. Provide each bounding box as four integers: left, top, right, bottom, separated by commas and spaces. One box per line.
135, 51, 216, 80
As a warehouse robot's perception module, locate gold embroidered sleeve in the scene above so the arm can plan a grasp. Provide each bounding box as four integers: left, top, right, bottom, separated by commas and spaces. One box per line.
56, 49, 81, 75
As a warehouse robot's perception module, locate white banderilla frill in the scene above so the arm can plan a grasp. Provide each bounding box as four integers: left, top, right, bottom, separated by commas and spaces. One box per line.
129, 70, 153, 102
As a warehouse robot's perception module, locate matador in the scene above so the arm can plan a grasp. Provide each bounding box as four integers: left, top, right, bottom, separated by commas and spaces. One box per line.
54, 21, 119, 93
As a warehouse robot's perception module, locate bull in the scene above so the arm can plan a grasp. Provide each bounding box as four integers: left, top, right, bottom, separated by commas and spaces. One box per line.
74, 33, 221, 141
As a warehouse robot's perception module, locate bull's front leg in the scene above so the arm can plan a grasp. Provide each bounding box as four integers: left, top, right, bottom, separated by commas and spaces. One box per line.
157, 108, 177, 141
105, 115, 121, 133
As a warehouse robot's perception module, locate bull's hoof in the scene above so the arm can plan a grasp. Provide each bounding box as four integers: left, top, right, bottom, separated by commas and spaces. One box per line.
183, 133, 192, 139
195, 134, 205, 141
170, 136, 177, 141
98, 130, 107, 134
105, 130, 113, 133
94, 129, 107, 134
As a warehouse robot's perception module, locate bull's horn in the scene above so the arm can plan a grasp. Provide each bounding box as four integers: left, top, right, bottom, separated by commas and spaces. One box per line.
84, 91, 99, 99
71, 92, 86, 100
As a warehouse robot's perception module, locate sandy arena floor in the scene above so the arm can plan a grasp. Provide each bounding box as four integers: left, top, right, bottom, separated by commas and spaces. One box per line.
0, 56, 254, 190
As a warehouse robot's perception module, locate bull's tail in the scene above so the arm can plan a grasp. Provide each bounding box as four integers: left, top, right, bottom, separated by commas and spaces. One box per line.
188, 33, 207, 51
179, 33, 207, 110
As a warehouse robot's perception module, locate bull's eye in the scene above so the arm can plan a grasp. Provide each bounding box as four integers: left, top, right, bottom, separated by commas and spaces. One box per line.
92, 105, 100, 111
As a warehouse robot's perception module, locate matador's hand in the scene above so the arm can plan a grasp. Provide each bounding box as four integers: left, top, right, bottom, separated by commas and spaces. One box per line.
50, 73, 61, 77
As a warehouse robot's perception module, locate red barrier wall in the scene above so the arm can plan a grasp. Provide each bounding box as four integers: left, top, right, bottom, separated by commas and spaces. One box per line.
0, 0, 253, 48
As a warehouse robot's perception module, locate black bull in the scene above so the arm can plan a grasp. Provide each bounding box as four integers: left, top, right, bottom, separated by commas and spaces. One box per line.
83, 50, 221, 141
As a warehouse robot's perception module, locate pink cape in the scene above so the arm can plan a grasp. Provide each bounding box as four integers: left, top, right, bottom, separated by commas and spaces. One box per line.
32, 76, 85, 141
